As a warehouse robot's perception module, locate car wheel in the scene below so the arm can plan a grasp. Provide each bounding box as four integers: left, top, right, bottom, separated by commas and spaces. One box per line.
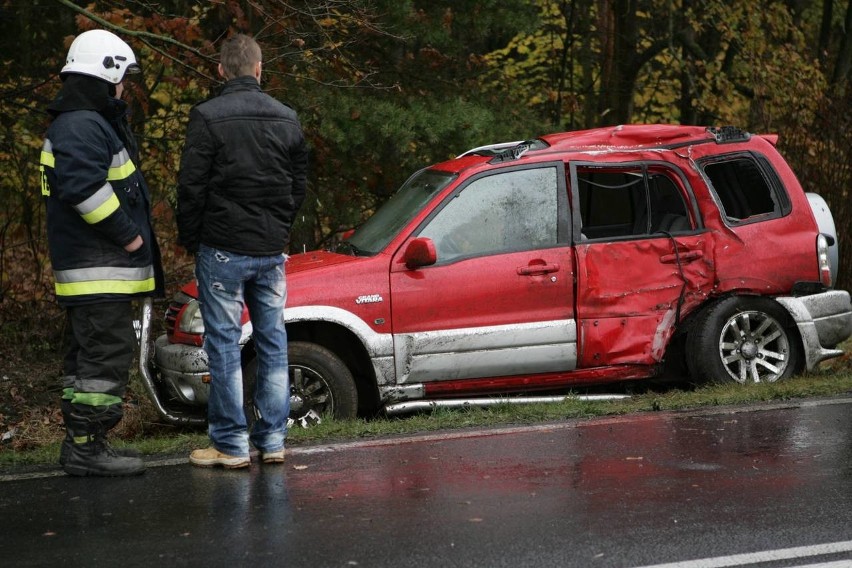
686, 296, 802, 384
242, 341, 358, 428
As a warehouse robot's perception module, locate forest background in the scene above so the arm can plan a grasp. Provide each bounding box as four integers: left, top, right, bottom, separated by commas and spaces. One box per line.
0, 0, 850, 445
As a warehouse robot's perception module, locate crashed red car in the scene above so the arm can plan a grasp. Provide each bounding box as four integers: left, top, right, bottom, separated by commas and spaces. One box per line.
140, 124, 852, 426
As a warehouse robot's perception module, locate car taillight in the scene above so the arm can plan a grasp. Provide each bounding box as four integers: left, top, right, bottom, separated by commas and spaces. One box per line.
817, 234, 832, 288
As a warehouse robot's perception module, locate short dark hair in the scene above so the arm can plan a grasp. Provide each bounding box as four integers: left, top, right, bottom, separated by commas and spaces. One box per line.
220, 34, 262, 80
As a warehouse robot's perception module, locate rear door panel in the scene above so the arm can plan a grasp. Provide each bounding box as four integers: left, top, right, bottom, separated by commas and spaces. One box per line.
569, 159, 716, 367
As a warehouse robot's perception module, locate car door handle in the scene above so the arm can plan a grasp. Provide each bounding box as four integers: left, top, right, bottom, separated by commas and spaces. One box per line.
660, 250, 703, 264
517, 263, 560, 275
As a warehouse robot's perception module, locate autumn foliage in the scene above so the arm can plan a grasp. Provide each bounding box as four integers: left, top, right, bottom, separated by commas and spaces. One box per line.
0, 0, 850, 443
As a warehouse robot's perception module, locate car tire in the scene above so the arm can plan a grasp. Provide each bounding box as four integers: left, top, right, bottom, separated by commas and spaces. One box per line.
686, 296, 802, 384
242, 341, 359, 427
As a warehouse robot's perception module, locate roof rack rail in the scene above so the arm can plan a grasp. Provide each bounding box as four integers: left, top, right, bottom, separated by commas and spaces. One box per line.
456, 140, 523, 158
707, 126, 751, 143
489, 141, 533, 163
488, 139, 551, 164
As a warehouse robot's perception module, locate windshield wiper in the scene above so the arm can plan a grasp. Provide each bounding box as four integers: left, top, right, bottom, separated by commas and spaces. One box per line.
336, 241, 367, 256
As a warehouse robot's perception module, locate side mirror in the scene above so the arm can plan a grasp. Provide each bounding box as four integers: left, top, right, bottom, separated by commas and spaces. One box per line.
402, 237, 437, 270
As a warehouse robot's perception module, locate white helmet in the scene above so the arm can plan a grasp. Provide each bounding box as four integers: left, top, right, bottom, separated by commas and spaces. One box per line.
62, 29, 141, 84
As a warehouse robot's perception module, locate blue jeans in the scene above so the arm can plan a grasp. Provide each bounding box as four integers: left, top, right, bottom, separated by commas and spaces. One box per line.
195, 245, 289, 457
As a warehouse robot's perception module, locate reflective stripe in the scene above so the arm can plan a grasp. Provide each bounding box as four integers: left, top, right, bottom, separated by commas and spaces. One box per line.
40, 141, 54, 196
74, 183, 120, 224
55, 277, 156, 296
54, 266, 156, 297
40, 165, 50, 196
70, 392, 122, 407
39, 142, 134, 180
107, 148, 136, 181
55, 266, 154, 283
39, 140, 136, 205
40, 149, 55, 168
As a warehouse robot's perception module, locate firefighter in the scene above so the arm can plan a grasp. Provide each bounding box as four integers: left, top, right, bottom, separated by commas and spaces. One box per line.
40, 29, 164, 476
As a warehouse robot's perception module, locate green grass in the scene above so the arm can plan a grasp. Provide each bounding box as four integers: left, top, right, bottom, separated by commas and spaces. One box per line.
5, 368, 849, 470
282, 369, 852, 445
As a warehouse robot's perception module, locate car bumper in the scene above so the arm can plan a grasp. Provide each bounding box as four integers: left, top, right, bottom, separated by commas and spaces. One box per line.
152, 334, 210, 406
777, 289, 852, 370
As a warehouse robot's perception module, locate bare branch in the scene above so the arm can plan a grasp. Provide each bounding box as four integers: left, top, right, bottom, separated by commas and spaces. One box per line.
53, 0, 209, 55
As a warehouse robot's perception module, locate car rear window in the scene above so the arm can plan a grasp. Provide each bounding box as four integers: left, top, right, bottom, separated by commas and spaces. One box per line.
701, 154, 791, 224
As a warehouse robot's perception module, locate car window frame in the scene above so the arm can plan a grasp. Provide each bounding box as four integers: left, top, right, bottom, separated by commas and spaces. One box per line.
412, 161, 571, 265
568, 160, 702, 243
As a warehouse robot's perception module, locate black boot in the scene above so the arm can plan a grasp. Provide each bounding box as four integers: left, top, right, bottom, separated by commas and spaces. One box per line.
62, 404, 145, 477
58, 399, 140, 466
63, 437, 146, 477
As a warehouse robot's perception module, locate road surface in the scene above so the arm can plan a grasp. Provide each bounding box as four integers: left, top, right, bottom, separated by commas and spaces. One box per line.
1, 397, 851, 567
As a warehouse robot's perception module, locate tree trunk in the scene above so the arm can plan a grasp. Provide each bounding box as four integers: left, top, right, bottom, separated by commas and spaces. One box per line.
597, 0, 640, 125
818, 0, 834, 67
832, 0, 852, 87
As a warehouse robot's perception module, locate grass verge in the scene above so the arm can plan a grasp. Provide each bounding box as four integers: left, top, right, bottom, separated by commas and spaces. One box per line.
2, 366, 850, 470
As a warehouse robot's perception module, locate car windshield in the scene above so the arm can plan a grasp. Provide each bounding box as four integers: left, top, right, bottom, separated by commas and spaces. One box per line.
341, 168, 456, 256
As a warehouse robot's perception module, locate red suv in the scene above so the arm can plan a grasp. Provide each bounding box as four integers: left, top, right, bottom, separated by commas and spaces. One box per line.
140, 125, 852, 426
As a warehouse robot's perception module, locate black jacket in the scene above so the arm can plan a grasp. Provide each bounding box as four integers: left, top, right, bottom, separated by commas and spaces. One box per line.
41, 75, 164, 306
177, 76, 308, 255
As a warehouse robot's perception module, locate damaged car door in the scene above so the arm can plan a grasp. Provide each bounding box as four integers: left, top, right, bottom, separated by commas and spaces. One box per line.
571, 161, 714, 368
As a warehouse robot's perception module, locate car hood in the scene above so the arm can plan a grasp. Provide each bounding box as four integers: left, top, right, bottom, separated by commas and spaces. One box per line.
286, 250, 361, 274
176, 250, 366, 299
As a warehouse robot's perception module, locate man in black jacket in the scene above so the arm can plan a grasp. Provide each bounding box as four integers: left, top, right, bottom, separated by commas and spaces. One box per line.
41, 29, 164, 476
177, 34, 308, 469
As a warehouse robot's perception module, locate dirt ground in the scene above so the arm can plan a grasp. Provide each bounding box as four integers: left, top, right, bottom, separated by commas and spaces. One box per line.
0, 303, 164, 453
0, 302, 67, 451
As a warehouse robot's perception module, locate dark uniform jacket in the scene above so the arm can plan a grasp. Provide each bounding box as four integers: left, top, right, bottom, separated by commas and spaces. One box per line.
177, 76, 308, 256
40, 75, 164, 306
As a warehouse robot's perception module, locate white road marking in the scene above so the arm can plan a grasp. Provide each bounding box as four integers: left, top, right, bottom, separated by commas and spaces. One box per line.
633, 540, 852, 568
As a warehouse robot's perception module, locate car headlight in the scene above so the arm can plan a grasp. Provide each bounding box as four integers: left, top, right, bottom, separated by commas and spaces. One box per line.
179, 299, 205, 334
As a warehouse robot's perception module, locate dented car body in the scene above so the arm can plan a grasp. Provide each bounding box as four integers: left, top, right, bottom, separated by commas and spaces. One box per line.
142, 125, 852, 425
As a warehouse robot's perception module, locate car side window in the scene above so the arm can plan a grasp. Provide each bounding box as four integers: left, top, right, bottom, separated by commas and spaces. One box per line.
419, 167, 559, 262
700, 154, 791, 224
575, 165, 692, 240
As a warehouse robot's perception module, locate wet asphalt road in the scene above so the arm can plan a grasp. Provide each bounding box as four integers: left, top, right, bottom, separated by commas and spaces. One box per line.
1, 398, 851, 568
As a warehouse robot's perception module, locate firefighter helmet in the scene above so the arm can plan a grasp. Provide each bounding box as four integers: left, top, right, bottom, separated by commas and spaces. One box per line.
61, 29, 140, 84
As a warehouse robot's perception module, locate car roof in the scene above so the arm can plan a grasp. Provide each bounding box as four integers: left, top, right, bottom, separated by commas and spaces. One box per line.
541, 124, 720, 150
433, 125, 758, 175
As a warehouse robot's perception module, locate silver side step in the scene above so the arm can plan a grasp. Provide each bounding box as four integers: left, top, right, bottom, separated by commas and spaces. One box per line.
384, 394, 631, 416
